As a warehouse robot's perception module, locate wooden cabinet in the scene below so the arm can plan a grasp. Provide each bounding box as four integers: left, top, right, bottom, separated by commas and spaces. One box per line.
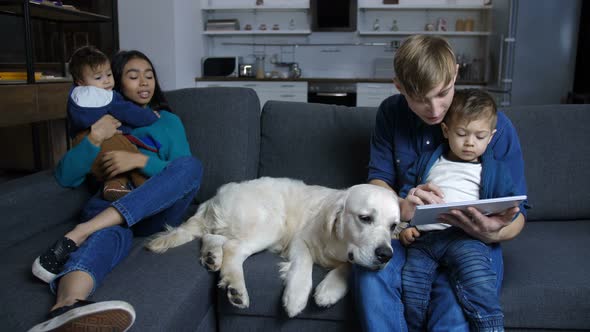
0, 1, 118, 170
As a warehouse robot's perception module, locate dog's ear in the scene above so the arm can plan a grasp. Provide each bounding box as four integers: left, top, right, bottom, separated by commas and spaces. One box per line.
324, 191, 347, 238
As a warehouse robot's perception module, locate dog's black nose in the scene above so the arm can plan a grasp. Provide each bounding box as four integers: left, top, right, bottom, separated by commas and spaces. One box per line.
375, 246, 393, 264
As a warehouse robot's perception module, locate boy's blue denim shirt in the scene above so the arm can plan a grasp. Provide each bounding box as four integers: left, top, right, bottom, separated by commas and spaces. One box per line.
368, 94, 529, 218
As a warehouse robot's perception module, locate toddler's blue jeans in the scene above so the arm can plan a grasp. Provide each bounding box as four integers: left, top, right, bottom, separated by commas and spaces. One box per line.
403, 227, 504, 331
50, 156, 202, 295
352, 233, 503, 332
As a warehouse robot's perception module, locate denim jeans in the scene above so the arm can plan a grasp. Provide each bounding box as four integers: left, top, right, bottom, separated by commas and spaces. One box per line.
403, 228, 504, 331
352, 237, 504, 332
50, 156, 202, 295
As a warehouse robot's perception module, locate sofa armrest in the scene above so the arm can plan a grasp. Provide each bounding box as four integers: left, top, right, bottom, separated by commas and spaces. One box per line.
0, 170, 91, 249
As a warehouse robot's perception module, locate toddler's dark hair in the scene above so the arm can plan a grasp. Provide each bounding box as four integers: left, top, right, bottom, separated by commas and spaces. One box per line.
68, 46, 109, 84
444, 88, 498, 130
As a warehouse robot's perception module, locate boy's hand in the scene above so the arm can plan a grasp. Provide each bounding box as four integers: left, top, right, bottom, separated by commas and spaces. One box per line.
88, 115, 122, 146
400, 227, 420, 247
400, 183, 445, 222
407, 183, 445, 205
438, 206, 520, 244
101, 151, 148, 179
399, 198, 418, 222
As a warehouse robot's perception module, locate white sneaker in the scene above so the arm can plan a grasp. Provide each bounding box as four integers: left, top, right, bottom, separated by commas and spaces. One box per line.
28, 300, 135, 332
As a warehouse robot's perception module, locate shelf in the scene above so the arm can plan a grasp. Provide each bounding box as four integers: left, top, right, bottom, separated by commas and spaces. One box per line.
203, 5, 309, 11
0, 78, 71, 85
358, 30, 491, 36
201, 0, 309, 11
0, 1, 111, 22
203, 30, 311, 36
359, 4, 492, 10
0, 83, 70, 127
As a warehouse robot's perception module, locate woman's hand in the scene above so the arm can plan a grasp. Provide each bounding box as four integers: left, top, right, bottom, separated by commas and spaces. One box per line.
400, 227, 420, 247
438, 206, 523, 244
101, 151, 148, 179
88, 115, 122, 146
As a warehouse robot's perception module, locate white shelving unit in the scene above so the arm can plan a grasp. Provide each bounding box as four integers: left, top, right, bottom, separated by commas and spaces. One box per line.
199, 0, 492, 85
203, 30, 311, 36
201, 0, 310, 36
359, 4, 492, 10
358, 30, 490, 36
357, 2, 492, 35
356, 0, 492, 84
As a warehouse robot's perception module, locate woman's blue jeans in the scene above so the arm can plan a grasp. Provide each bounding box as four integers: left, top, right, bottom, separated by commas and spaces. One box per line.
50, 156, 202, 295
403, 228, 504, 331
352, 237, 504, 332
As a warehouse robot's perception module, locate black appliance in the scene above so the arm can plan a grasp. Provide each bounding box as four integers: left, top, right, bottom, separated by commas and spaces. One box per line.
308, 81, 356, 106
202, 56, 240, 77
311, 0, 357, 32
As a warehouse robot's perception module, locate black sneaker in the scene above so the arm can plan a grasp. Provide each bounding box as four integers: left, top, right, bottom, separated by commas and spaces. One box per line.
32, 237, 78, 283
28, 300, 135, 332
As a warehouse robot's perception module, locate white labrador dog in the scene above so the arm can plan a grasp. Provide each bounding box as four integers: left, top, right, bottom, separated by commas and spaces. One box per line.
146, 177, 400, 317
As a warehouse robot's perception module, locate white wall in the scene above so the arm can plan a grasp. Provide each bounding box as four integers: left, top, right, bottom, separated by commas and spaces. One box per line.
118, 0, 203, 90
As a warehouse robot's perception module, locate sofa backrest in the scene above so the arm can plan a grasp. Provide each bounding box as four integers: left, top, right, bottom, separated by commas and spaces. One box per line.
0, 170, 91, 250
260, 99, 590, 222
259, 101, 377, 189
165, 87, 261, 202
504, 104, 590, 221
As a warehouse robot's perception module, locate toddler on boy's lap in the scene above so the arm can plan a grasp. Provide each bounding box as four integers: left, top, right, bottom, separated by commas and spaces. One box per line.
398, 88, 525, 331
67, 45, 159, 201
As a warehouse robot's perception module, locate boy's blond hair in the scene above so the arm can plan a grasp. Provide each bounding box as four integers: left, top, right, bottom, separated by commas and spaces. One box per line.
394, 35, 456, 99
444, 88, 498, 130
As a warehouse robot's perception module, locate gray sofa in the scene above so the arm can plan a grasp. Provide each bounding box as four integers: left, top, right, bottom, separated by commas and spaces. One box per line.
1, 87, 589, 331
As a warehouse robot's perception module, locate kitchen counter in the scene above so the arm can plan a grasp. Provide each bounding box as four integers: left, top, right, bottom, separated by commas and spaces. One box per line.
195, 77, 485, 86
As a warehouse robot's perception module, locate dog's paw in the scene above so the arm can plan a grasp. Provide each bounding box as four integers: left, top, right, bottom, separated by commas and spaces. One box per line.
145, 233, 171, 253
200, 250, 222, 271
314, 277, 348, 307
218, 279, 250, 309
282, 287, 309, 318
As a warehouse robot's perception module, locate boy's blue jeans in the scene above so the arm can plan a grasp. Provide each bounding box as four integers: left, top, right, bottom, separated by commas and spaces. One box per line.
403, 227, 504, 331
50, 156, 202, 295
352, 233, 504, 332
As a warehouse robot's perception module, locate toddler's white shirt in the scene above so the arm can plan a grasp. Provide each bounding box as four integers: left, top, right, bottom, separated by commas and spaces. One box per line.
416, 156, 482, 232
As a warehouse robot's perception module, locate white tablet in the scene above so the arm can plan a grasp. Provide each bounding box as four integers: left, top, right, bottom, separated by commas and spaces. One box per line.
410, 195, 527, 226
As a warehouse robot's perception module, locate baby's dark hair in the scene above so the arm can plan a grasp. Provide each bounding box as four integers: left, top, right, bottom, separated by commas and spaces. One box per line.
68, 46, 109, 84
444, 88, 497, 129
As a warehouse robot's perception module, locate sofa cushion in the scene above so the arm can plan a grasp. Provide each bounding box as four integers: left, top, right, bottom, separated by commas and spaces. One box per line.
166, 87, 261, 202
215, 250, 359, 330
0, 220, 216, 332
259, 101, 377, 189
94, 238, 216, 332
504, 105, 590, 221
502, 220, 590, 330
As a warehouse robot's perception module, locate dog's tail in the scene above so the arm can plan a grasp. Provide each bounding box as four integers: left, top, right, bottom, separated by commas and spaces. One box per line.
145, 201, 210, 253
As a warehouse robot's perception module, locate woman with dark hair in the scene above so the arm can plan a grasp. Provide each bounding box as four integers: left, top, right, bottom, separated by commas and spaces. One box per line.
110, 50, 170, 112
29, 50, 203, 332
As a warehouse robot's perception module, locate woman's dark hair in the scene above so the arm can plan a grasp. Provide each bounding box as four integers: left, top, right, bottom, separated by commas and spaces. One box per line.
111, 50, 171, 112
